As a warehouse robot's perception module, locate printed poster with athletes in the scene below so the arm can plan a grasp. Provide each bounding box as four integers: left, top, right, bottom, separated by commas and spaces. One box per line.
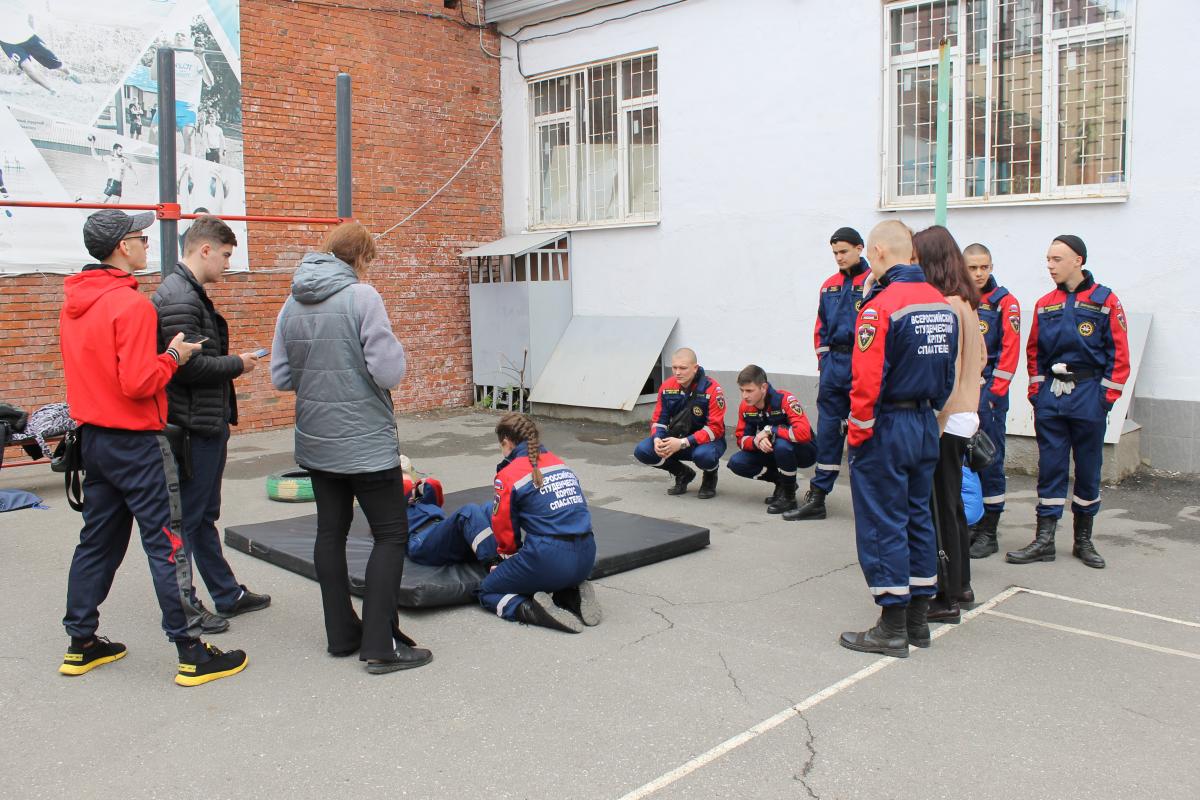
0, 0, 247, 273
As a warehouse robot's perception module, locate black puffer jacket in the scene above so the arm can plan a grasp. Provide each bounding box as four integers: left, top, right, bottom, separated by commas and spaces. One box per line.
152, 264, 243, 436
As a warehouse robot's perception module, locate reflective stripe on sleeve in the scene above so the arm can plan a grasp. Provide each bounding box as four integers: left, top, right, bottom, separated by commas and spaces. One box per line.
848, 416, 874, 430
993, 369, 1014, 380
1030, 375, 1045, 384
1100, 378, 1124, 391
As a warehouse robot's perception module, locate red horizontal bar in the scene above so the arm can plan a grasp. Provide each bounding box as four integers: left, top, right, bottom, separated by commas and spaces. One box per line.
0, 200, 346, 225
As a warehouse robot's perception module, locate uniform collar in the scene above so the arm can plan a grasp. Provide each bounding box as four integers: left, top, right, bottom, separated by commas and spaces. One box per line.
1057, 269, 1095, 294
982, 275, 997, 294
840, 258, 868, 278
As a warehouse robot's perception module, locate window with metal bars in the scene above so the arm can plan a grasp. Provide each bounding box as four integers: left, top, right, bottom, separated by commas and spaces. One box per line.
528, 52, 659, 228
883, 0, 1133, 207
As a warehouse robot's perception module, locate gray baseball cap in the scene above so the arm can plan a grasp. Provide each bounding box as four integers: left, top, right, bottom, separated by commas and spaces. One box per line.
83, 209, 155, 261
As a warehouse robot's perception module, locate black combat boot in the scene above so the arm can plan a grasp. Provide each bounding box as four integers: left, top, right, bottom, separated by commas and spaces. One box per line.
1006, 516, 1057, 564
697, 469, 718, 500
766, 476, 798, 515
905, 596, 931, 648
1072, 515, 1106, 569
968, 511, 1001, 559
782, 487, 826, 521
663, 460, 696, 496
839, 606, 909, 658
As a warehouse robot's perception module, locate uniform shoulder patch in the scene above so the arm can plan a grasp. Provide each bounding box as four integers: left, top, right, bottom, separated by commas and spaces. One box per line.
860, 307, 879, 321
716, 394, 726, 410
1009, 313, 1020, 334
787, 395, 803, 414
1116, 310, 1127, 331
857, 323, 877, 351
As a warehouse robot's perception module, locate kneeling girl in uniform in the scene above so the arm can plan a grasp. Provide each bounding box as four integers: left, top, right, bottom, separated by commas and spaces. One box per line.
478, 413, 600, 633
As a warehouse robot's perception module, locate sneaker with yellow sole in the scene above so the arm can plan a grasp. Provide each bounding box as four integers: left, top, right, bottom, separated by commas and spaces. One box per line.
176, 643, 248, 687
59, 636, 127, 676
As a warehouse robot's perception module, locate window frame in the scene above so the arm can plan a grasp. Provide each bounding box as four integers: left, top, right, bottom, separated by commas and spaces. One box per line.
879, 0, 1136, 210
527, 50, 661, 230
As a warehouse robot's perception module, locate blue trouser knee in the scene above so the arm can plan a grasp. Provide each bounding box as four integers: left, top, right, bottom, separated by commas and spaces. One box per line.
978, 392, 1009, 513
64, 428, 202, 643
180, 427, 242, 611
407, 502, 495, 566
1035, 412, 1106, 518
811, 380, 851, 494
849, 410, 940, 607
478, 533, 596, 620
634, 436, 726, 471
727, 439, 815, 481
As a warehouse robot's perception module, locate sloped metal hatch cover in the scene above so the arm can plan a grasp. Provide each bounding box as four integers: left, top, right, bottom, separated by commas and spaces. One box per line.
530, 316, 676, 411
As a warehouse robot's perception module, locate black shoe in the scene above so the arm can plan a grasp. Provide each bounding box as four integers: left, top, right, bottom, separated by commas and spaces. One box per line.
766, 479, 798, 515
760, 469, 782, 504
968, 511, 1001, 559
60, 636, 127, 676
956, 585, 976, 606
697, 469, 718, 500
666, 463, 696, 496
366, 640, 433, 674
175, 643, 248, 686
906, 597, 931, 648
782, 487, 826, 521
1072, 515, 1106, 569
197, 601, 229, 634
218, 587, 271, 618
1006, 516, 1057, 564
553, 581, 602, 626
839, 606, 909, 658
514, 592, 583, 633
927, 597, 961, 624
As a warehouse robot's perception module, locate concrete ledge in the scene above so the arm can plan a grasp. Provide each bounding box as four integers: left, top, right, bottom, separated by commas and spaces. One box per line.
532, 401, 655, 427
1004, 427, 1142, 484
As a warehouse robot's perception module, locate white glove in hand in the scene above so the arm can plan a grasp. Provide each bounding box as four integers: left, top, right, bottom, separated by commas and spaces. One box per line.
1051, 363, 1070, 376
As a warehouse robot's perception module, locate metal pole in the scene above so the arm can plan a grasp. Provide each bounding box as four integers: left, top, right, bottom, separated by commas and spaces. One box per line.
157, 47, 178, 275
934, 37, 951, 227
336, 73, 352, 219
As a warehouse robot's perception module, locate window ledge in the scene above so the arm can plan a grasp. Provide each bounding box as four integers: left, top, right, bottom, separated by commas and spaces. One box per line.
880, 193, 1129, 212
528, 219, 661, 233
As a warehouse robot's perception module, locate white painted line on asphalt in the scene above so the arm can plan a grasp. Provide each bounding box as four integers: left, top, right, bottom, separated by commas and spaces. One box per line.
1015, 588, 1200, 628
615, 586, 1024, 800
984, 610, 1200, 661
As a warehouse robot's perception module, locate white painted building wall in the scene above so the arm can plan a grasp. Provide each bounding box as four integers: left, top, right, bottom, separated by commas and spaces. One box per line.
493, 0, 1197, 469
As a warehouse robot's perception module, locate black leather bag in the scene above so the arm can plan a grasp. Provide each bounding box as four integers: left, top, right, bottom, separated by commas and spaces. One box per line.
51, 429, 85, 512
666, 401, 696, 438
966, 428, 998, 473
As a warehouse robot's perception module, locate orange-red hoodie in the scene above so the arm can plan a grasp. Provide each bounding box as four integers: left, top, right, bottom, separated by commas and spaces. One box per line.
60, 266, 178, 431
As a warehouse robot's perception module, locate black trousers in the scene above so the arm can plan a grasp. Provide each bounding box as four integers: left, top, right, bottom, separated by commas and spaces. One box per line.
932, 432, 971, 600
309, 467, 408, 661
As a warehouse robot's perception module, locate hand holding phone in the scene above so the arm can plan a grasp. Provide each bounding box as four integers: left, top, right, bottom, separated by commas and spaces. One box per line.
183, 334, 209, 344
251, 347, 270, 358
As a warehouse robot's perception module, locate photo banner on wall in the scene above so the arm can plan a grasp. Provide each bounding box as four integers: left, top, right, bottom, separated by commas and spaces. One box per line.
0, 0, 247, 273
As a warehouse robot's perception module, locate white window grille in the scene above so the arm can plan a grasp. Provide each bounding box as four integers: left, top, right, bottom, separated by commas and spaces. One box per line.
529, 52, 660, 228
883, 0, 1133, 207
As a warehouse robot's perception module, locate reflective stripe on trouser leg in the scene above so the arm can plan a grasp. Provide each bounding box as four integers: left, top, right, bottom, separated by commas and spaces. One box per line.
978, 394, 1008, 512
1034, 413, 1072, 520
478, 534, 597, 620
811, 382, 850, 494
690, 439, 727, 471
1068, 416, 1107, 517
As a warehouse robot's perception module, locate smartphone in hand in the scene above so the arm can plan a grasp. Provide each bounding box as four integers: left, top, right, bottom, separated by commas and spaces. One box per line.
251, 347, 270, 358
183, 334, 209, 344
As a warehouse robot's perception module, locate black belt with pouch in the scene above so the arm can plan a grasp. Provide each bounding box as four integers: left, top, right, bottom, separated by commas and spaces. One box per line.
163, 424, 193, 480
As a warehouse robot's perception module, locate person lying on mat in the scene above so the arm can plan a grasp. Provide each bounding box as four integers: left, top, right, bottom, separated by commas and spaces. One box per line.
401, 458, 497, 567
477, 413, 601, 633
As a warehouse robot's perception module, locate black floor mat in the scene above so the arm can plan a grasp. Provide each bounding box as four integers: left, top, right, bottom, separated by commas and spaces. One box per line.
224, 487, 709, 608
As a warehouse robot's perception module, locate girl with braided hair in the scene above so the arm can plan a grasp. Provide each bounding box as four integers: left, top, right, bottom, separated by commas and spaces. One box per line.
480, 413, 600, 632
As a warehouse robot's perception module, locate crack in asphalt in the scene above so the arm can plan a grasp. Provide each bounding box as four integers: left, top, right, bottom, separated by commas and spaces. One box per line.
793, 711, 819, 799
718, 650, 748, 704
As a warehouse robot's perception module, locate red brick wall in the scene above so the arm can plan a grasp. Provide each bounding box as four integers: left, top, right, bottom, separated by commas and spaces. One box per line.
1, 0, 500, 456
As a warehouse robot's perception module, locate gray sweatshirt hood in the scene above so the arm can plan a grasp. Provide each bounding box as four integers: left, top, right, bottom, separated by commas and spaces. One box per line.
292, 252, 358, 304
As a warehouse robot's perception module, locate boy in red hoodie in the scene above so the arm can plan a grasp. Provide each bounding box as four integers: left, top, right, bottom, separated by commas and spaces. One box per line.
58, 209, 248, 686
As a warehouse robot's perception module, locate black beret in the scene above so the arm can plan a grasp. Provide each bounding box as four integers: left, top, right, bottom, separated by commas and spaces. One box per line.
1052, 234, 1087, 265
830, 227, 864, 247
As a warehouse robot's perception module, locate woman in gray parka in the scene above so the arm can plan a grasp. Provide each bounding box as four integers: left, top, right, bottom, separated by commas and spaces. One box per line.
271, 222, 431, 674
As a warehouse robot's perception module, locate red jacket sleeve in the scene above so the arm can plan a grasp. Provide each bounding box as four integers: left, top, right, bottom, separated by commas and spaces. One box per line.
1102, 294, 1131, 407
490, 475, 519, 556
775, 392, 813, 444
114, 295, 178, 400
1026, 307, 1042, 402
649, 386, 668, 438
991, 296, 1021, 397
734, 403, 755, 451
687, 383, 726, 446
848, 310, 890, 447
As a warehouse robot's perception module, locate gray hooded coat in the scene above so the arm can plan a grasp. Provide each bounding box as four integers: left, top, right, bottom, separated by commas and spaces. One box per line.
270, 252, 406, 474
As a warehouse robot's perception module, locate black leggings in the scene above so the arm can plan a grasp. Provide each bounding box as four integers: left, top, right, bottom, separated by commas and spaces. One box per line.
932, 433, 971, 600
309, 467, 408, 661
